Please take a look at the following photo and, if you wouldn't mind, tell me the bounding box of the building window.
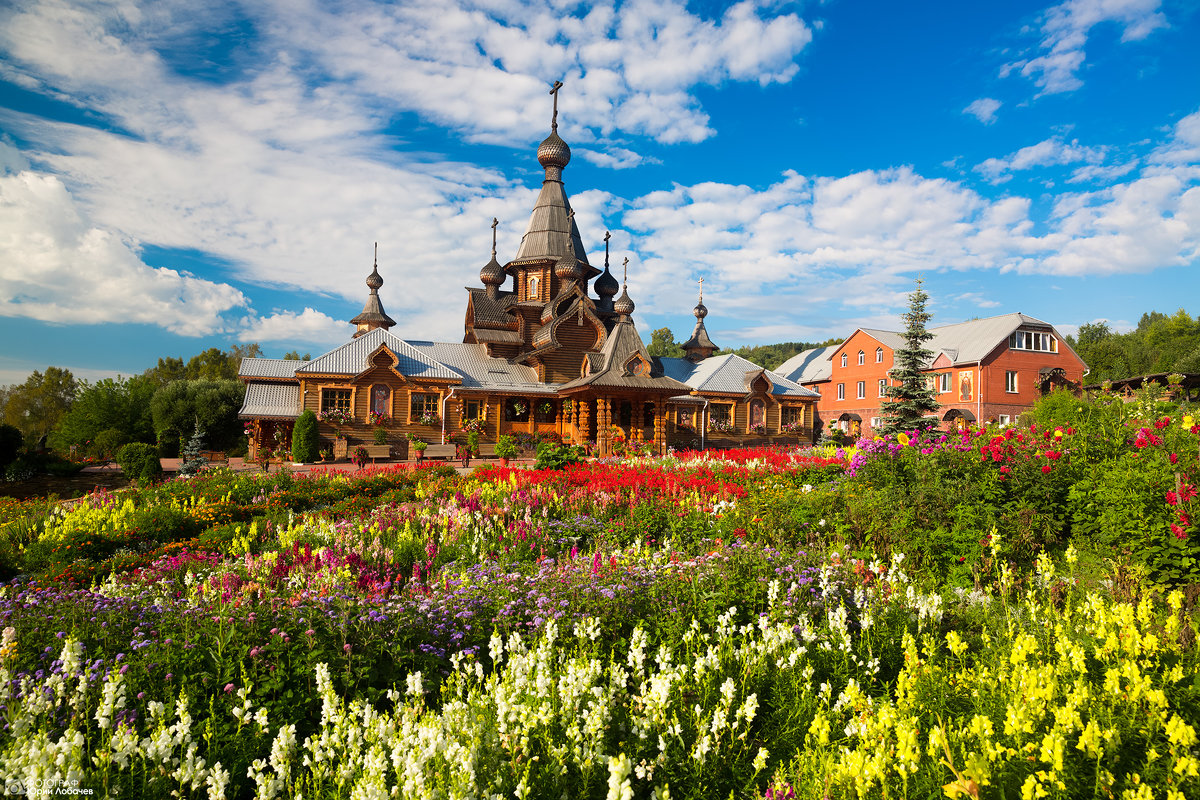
[876,347,883,363]
[939,373,951,393]
[370,384,391,417]
[528,274,540,300]
[998,415,1011,426]
[410,392,439,421]
[856,381,865,399]
[464,400,484,421]
[1009,330,1057,352]
[870,417,882,428]
[857,350,865,365]
[783,406,802,427]
[321,388,352,414]
[1006,371,1018,393]
[840,353,847,368]
[837,383,845,401]
[878,379,888,397]
[504,398,530,421]
[710,403,733,428]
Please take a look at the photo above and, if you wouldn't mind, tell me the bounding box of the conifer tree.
[178,422,208,477]
[878,279,940,435]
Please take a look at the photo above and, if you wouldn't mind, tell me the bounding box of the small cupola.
[681,277,717,362]
[613,257,635,320]
[594,230,619,312]
[480,217,505,299]
[350,243,397,338]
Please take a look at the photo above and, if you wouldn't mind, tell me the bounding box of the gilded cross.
[490,217,498,257]
[374,241,378,267]
[698,275,703,302]
[550,80,564,131]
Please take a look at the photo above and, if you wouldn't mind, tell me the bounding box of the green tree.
[291,410,319,462]
[647,328,684,358]
[51,375,157,451]
[150,379,246,454]
[282,350,312,361]
[1074,321,1112,348]
[0,367,78,445]
[878,279,939,435]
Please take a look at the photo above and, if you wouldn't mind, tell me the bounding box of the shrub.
[495,435,517,460]
[116,442,163,485]
[292,410,319,463]
[91,427,126,460]
[372,426,389,446]
[535,442,585,470]
[0,424,24,467]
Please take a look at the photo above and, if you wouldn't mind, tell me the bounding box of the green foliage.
[715,337,844,372]
[0,423,22,467]
[372,426,389,446]
[178,423,209,478]
[494,435,517,460]
[534,442,586,470]
[115,442,163,485]
[1071,307,1200,382]
[150,379,246,453]
[878,279,939,435]
[0,366,77,443]
[647,327,685,358]
[292,410,319,462]
[91,428,126,460]
[143,344,263,385]
[467,430,480,456]
[50,374,157,451]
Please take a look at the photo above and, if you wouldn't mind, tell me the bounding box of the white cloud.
[964,97,1001,124]
[237,308,347,344]
[975,137,1108,183]
[1004,0,1167,94]
[955,292,1002,309]
[0,170,247,335]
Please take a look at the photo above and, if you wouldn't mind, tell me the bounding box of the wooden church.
[238,85,818,459]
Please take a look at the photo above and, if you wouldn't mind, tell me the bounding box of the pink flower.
[223,683,234,694]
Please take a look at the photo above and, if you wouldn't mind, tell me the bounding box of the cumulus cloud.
[237,308,348,344]
[975,137,1108,183]
[1003,0,1167,94]
[0,170,247,335]
[964,97,1001,124]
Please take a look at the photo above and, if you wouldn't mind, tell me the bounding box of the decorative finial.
[622,257,629,286]
[698,276,703,303]
[550,80,564,132]
[604,231,611,268]
[490,218,498,257]
[374,242,378,268]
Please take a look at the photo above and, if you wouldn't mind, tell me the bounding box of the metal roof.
[238,382,299,419]
[512,176,592,268]
[774,345,839,384]
[466,288,517,328]
[406,341,558,394]
[559,319,690,392]
[239,358,308,380]
[297,328,460,380]
[663,354,818,398]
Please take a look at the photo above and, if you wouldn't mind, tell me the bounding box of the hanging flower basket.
[368,411,390,426]
[319,408,353,426]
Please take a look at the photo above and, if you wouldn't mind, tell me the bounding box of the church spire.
[350,242,397,338]
[613,256,635,320]
[681,276,717,362]
[480,217,505,300]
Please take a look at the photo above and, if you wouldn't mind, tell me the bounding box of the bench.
[418,444,457,461]
[476,443,496,458]
[200,450,228,464]
[364,445,391,463]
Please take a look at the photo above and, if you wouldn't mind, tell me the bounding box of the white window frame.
[856,380,865,399]
[840,353,847,368]
[837,383,845,401]
[878,378,887,397]
[1010,330,1058,352]
[857,350,865,365]
[939,373,951,393]
[1005,370,1018,393]
[875,347,883,363]
[998,415,1011,426]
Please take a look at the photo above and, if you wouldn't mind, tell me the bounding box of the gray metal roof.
[559,319,691,392]
[512,177,592,268]
[238,382,299,419]
[774,345,839,384]
[842,313,1071,368]
[662,354,818,398]
[857,329,907,352]
[406,341,558,394]
[239,358,308,380]
[297,328,460,380]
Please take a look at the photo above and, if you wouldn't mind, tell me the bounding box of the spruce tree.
[878,279,940,435]
[178,422,208,477]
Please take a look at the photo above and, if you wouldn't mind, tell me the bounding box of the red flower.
[1154,417,1171,430]
[1041,464,1052,474]
[1167,491,1179,506]
[1171,523,1188,540]
[1171,453,1179,464]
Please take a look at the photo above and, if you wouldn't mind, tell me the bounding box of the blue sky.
[1,0,1198,384]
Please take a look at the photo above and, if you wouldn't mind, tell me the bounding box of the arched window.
[857,350,865,365]
[840,353,847,368]
[875,347,883,363]
[370,384,390,417]
[749,399,766,428]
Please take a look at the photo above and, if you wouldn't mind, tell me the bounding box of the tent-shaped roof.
[663,353,818,397]
[774,345,839,384]
[559,319,690,392]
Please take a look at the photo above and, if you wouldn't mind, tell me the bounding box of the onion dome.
[613,285,635,318]
[693,298,708,320]
[480,255,504,287]
[554,248,583,282]
[537,131,571,170]
[351,244,397,337]
[595,263,619,300]
[366,263,383,291]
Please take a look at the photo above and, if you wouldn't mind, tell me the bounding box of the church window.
[840,353,847,368]
[321,389,351,414]
[710,404,733,426]
[878,379,887,397]
[464,400,483,421]
[749,399,766,428]
[876,347,883,363]
[410,393,439,420]
[370,384,391,417]
[528,274,540,300]
[783,406,802,427]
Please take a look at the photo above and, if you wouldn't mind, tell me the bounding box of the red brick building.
[775,313,1087,437]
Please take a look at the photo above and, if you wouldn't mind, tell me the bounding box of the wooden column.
[655,398,667,455]
[579,399,592,447]
[597,397,610,455]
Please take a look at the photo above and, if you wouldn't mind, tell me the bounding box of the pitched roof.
[511,174,594,271]
[297,328,460,380]
[239,358,308,380]
[406,341,556,394]
[663,353,818,397]
[773,345,839,384]
[559,319,690,392]
[466,287,518,328]
[238,382,299,419]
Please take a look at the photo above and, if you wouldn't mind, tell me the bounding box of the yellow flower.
[1183,415,1195,429]
[897,432,911,446]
